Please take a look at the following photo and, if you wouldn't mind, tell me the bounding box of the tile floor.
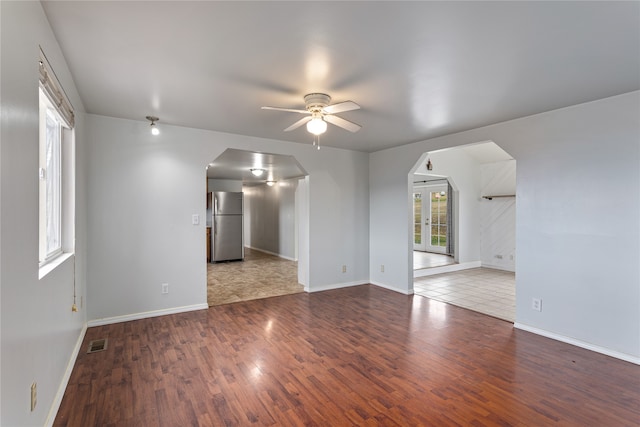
[207,247,303,306]
[414,267,515,322]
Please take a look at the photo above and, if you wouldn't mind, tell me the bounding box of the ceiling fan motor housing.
[304,93,331,112]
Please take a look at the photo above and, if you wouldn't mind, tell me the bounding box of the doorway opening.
[413,181,456,270]
[205,149,308,306]
[409,141,517,322]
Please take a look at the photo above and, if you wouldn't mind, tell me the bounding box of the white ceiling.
[42,1,640,153]
[207,149,307,185]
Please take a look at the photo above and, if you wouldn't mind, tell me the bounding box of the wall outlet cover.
[532,298,542,312]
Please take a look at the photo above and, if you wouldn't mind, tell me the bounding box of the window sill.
[39,252,74,280]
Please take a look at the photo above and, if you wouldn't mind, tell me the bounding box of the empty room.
[1,1,639,426]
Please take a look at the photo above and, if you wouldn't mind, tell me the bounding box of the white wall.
[370,92,640,361]
[480,160,516,271]
[0,2,88,425]
[416,149,483,264]
[244,180,298,260]
[86,115,370,321]
[208,178,242,192]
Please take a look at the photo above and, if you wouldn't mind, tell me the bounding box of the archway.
[204,149,308,306]
[408,141,517,321]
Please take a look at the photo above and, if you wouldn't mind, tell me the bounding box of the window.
[38,49,75,270]
[39,90,64,262]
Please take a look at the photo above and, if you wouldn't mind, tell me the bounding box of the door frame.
[413,183,449,254]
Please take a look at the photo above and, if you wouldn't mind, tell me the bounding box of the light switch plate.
[192,214,200,225]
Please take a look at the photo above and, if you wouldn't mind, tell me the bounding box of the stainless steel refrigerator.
[210,191,244,262]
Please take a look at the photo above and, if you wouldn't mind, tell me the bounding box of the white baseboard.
[45,323,88,427]
[305,280,369,293]
[514,322,640,365]
[245,246,296,261]
[369,281,413,295]
[414,261,481,278]
[480,262,515,272]
[87,303,209,327]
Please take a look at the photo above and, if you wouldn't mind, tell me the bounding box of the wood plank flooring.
[55,285,639,426]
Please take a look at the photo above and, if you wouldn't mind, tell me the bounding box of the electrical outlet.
[30,382,37,411]
[381,264,385,273]
[342,265,347,273]
[162,283,169,294]
[532,298,542,312]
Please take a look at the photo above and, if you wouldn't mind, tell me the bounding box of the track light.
[146,116,160,135]
[250,168,264,177]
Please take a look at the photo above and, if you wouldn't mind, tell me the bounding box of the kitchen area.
[205,148,308,306]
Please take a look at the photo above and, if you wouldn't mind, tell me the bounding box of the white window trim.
[38,48,76,278]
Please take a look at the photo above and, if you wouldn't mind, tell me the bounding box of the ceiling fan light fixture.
[250,168,264,177]
[306,116,327,135]
[146,115,160,135]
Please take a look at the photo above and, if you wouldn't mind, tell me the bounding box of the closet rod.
[414,179,448,184]
[482,195,515,200]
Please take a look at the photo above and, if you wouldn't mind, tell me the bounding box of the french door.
[413,185,448,253]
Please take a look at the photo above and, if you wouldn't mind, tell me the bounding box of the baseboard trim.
[87,303,209,327]
[305,280,369,293]
[514,322,640,365]
[480,262,515,272]
[413,261,481,278]
[45,322,88,427]
[245,246,296,261]
[370,281,413,295]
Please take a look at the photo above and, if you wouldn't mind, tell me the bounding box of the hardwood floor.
[55,286,639,426]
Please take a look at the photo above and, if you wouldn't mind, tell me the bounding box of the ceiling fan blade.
[284,116,312,132]
[262,106,310,114]
[324,114,361,133]
[322,101,360,114]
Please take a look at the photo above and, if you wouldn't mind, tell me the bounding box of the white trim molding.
[245,245,297,261]
[370,281,414,295]
[87,303,209,327]
[305,280,369,293]
[514,323,640,365]
[45,323,87,427]
[413,260,481,278]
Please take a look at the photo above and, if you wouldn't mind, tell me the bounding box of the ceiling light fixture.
[266,180,276,187]
[146,115,160,135]
[306,113,327,136]
[250,168,264,177]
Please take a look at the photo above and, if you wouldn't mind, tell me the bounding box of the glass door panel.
[426,186,447,253]
[413,192,425,251]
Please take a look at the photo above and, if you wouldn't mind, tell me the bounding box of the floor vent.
[87,338,108,354]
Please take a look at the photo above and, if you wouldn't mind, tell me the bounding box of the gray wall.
[370,92,640,362]
[1,2,88,425]
[244,179,298,260]
[85,114,370,321]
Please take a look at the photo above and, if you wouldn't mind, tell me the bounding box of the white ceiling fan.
[262,93,361,148]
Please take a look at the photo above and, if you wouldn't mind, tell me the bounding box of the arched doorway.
[409,141,517,322]
[205,149,308,306]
